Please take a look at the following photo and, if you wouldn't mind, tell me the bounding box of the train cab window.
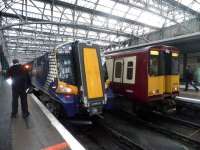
[115,62,122,78]
[127,61,133,80]
[150,51,159,76]
[56,45,75,84]
[164,51,171,75]
[171,53,179,74]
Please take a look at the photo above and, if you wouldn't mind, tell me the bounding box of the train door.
[123,56,136,84]
[148,50,165,97]
[105,58,114,82]
[113,59,123,83]
[164,51,179,94]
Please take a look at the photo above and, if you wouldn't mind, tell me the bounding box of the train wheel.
[176,104,183,114]
[132,103,147,115]
[46,102,61,118]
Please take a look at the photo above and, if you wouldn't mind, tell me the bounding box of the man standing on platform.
[7,59,31,118]
[184,65,199,92]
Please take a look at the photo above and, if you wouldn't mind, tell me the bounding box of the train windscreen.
[56,44,75,84]
[149,50,159,76]
[171,52,179,75]
[161,50,179,75]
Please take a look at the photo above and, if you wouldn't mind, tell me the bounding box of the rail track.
[61,117,144,150]
[34,92,142,150]
[144,111,200,147]
[110,109,200,149]
[152,111,200,130]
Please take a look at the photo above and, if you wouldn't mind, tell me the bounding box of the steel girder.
[1,12,132,37]
[4,27,118,45]
[110,0,196,23]
[35,0,159,30]
[162,0,200,17]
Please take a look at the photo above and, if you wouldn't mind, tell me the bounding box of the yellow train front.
[31,41,106,117]
[164,49,180,98]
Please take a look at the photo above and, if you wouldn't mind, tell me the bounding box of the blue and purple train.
[28,41,106,117]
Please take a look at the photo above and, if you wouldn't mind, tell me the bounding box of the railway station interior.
[1,0,200,150]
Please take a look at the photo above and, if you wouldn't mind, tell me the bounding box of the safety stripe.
[41,142,69,150]
[176,96,200,104]
[31,94,86,150]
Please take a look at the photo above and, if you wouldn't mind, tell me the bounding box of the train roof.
[55,41,74,49]
[55,40,98,49]
[104,45,179,56]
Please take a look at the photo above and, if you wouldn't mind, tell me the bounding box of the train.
[104,45,180,112]
[27,41,106,117]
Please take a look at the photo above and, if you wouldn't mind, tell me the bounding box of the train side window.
[56,45,75,84]
[115,62,122,78]
[127,61,133,80]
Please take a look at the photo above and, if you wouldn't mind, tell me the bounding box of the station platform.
[179,84,200,99]
[175,85,200,106]
[0,77,85,150]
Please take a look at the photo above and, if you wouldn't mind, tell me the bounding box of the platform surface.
[0,76,68,150]
[180,89,200,99]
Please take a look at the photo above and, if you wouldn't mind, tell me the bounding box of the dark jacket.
[185,68,193,81]
[7,64,31,92]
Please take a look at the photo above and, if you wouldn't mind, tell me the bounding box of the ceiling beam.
[162,0,200,17]
[4,29,114,44]
[6,41,56,46]
[1,12,132,38]
[35,0,159,30]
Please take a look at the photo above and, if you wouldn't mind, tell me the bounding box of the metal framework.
[1,0,200,62]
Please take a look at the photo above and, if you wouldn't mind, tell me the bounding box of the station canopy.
[1,0,200,63]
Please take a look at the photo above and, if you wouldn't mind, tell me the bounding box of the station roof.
[1,0,200,63]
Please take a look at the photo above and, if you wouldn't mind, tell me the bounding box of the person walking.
[7,59,31,118]
[184,65,199,92]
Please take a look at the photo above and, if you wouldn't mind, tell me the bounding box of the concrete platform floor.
[180,89,200,99]
[0,77,68,150]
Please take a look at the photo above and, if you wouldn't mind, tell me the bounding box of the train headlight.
[151,89,159,95]
[56,81,78,95]
[25,65,30,69]
[152,90,156,94]
[64,87,72,93]
[173,86,178,91]
[6,78,13,85]
[58,85,72,93]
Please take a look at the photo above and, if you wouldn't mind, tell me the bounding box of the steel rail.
[110,110,200,149]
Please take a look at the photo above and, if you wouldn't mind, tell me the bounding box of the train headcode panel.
[105,45,180,112]
[30,41,106,117]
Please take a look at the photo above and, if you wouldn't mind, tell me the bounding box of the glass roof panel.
[98,0,115,8]
[78,0,96,9]
[125,7,142,20]
[137,12,165,28]
[178,0,200,12]
[111,3,129,17]
[96,4,112,14]
[2,0,200,62]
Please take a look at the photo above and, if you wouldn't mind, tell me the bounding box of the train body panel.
[30,41,105,117]
[165,75,179,94]
[83,48,103,99]
[108,50,149,103]
[148,75,165,97]
[105,45,180,110]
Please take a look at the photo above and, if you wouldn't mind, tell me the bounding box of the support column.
[183,53,188,81]
[0,13,10,76]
